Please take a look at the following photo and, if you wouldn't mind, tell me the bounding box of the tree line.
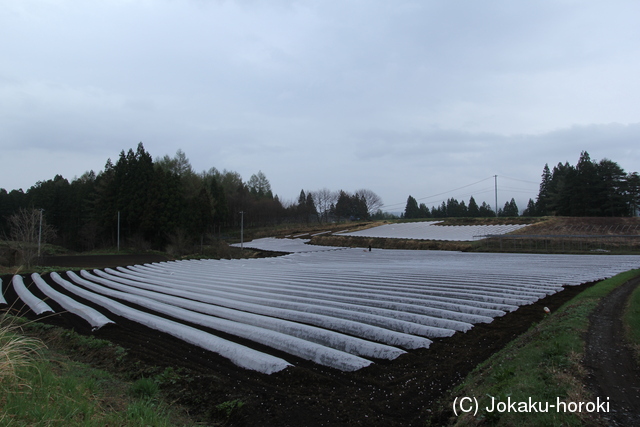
[403,151,639,219]
[3,147,636,255]
[526,151,639,217]
[403,195,519,219]
[0,143,382,252]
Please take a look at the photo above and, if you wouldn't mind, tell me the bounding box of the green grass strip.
[0,319,184,426]
[440,269,640,427]
[624,279,640,364]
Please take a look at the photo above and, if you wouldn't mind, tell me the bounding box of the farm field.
[335,221,529,241]
[2,241,640,425]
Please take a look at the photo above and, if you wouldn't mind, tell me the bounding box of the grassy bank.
[625,282,640,363]
[309,234,476,251]
[430,269,640,426]
[0,316,194,426]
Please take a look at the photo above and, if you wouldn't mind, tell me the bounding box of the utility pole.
[239,211,244,249]
[117,211,120,252]
[494,175,498,217]
[38,208,43,258]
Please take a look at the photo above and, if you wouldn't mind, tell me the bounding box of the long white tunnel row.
[2,245,639,374]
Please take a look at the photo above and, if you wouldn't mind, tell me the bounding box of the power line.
[500,175,539,186]
[413,186,494,203]
[410,188,497,210]
[382,174,540,211]
[414,176,495,202]
[382,176,494,209]
[500,185,538,193]
[415,187,496,206]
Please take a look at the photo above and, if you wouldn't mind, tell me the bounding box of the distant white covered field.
[335,221,528,241]
[7,240,639,374]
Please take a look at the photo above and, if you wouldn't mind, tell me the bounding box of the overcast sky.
[2,0,639,212]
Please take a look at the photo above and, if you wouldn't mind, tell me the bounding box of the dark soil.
[309,234,475,252]
[38,253,170,269]
[513,216,640,236]
[584,276,640,426]
[0,254,600,426]
[310,217,640,254]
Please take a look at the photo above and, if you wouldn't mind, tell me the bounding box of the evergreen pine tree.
[535,164,552,215]
[596,159,628,216]
[478,202,495,217]
[210,177,229,227]
[306,192,318,220]
[573,151,599,215]
[403,196,420,219]
[467,196,480,217]
[418,203,430,218]
[522,199,537,217]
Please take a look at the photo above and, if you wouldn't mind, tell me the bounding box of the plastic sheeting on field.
[31,273,114,331]
[51,272,292,374]
[12,274,53,315]
[8,246,640,373]
[0,278,6,305]
[336,221,529,241]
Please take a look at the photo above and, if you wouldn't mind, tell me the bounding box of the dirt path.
[585,276,640,426]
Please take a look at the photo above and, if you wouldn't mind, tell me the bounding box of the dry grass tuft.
[0,315,44,385]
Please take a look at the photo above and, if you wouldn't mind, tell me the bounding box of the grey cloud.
[2,0,640,208]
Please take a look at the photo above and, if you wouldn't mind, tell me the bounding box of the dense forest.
[530,151,639,217]
[403,151,640,219]
[0,143,382,252]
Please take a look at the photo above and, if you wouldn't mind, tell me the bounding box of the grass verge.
[429,269,640,426]
[309,234,476,251]
[624,280,640,364]
[0,315,194,426]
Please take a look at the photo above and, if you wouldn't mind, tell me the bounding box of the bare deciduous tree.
[355,189,383,216]
[311,188,338,223]
[6,208,56,267]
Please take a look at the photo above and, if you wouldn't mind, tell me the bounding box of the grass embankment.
[0,316,193,426]
[431,269,640,426]
[625,283,640,364]
[310,234,476,251]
